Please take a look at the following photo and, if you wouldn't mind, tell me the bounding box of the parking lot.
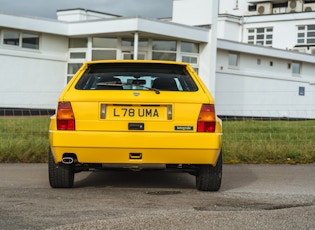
[0,163,314,229]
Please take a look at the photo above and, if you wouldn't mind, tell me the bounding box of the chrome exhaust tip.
[62,157,74,164]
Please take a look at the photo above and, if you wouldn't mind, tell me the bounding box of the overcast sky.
[0,0,173,19]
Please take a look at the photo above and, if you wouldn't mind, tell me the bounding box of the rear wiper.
[98,82,160,94]
[131,84,160,94]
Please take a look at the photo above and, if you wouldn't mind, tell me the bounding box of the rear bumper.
[49,130,222,165]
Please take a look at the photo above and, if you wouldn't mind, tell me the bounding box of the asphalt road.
[0,164,314,230]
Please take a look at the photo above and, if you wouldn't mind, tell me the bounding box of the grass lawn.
[0,117,314,163]
[0,117,50,163]
[223,120,315,164]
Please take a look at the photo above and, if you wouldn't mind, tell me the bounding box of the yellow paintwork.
[49,60,222,166]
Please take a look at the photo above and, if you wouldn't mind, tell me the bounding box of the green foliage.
[0,117,314,164]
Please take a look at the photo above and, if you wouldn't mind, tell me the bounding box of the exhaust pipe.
[62,157,74,164]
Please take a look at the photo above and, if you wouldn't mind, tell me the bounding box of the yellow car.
[49,60,223,191]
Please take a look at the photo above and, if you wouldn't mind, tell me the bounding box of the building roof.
[218,39,315,64]
[247,0,288,3]
[1,10,315,64]
[0,12,209,42]
[56,8,122,18]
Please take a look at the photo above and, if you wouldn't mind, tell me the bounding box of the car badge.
[133,92,140,96]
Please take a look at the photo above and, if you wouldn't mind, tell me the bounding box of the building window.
[122,53,146,60]
[152,52,176,61]
[92,50,117,60]
[67,63,82,82]
[69,38,87,48]
[247,27,273,46]
[180,42,199,65]
[122,38,148,47]
[153,40,176,51]
[3,31,19,46]
[70,52,86,59]
[92,37,117,48]
[92,37,118,60]
[228,53,239,67]
[2,30,39,49]
[297,25,315,45]
[248,5,256,11]
[67,63,82,75]
[181,42,199,53]
[182,56,198,64]
[292,62,301,75]
[22,33,39,49]
[68,38,88,82]
[152,40,177,61]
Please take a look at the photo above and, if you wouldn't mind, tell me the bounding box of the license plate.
[107,105,166,120]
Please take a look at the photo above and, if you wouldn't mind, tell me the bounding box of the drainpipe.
[134,32,139,60]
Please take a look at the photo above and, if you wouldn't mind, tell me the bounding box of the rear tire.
[48,149,74,188]
[195,151,222,191]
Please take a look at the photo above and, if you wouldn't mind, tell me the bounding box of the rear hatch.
[64,91,210,132]
[60,62,214,133]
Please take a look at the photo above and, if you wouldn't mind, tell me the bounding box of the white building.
[217,0,315,118]
[0,0,314,118]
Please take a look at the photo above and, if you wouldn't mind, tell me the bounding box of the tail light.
[197,104,216,132]
[57,102,75,130]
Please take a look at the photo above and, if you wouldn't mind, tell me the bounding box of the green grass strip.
[0,117,314,163]
[223,120,315,164]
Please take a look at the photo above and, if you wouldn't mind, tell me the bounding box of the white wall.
[216,73,314,118]
[41,34,69,55]
[172,0,219,95]
[218,1,315,52]
[0,34,68,109]
[215,49,315,118]
[219,0,249,16]
[0,2,314,118]
[0,56,66,109]
[172,0,216,26]
[217,16,242,41]
[242,14,315,50]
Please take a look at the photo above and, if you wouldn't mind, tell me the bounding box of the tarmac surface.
[0,163,314,229]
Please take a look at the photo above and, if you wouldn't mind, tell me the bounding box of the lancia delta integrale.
[49,60,223,191]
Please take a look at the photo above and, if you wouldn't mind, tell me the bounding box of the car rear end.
[49,60,223,191]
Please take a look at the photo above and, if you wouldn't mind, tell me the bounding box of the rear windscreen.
[75,63,198,92]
